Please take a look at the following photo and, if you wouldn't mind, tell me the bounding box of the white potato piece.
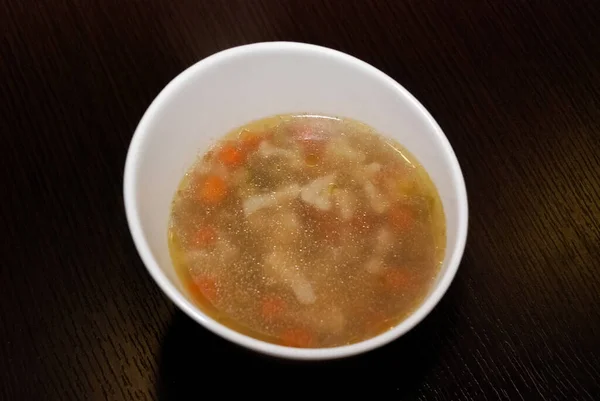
[264,251,316,305]
[290,280,317,305]
[300,174,336,211]
[242,183,301,216]
[326,136,366,163]
[352,162,382,183]
[274,209,301,245]
[186,236,238,273]
[365,162,382,177]
[195,159,229,178]
[365,256,385,274]
[263,251,292,280]
[215,237,239,265]
[333,188,356,221]
[364,180,389,214]
[257,141,303,169]
[364,227,394,274]
[374,227,393,254]
[246,208,300,246]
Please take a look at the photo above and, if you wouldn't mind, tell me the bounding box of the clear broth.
[168,114,446,348]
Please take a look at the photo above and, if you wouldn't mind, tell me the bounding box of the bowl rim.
[123,41,468,360]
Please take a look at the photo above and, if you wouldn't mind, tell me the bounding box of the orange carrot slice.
[280,327,314,348]
[217,142,244,167]
[261,296,286,320]
[189,275,218,303]
[199,175,227,204]
[389,204,415,232]
[194,225,217,247]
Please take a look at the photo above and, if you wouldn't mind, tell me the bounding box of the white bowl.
[124,42,468,360]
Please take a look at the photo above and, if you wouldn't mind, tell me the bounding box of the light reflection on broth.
[168,114,446,348]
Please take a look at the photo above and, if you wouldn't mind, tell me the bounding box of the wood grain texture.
[1,0,599,399]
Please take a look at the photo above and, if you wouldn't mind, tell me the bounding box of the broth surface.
[168,114,446,347]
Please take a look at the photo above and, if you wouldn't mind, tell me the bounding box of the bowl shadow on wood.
[156,278,461,397]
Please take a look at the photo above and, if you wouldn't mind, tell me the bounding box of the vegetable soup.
[168,114,446,348]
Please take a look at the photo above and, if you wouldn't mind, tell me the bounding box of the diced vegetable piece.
[264,251,316,305]
[300,174,336,211]
[365,162,382,177]
[263,251,293,280]
[189,275,218,303]
[280,327,314,348]
[261,296,286,320]
[326,136,366,163]
[194,226,217,247]
[248,208,301,245]
[365,257,385,274]
[365,228,394,274]
[333,189,356,221]
[363,181,389,214]
[257,141,303,169]
[238,130,265,152]
[291,280,316,305]
[199,175,227,204]
[215,237,239,265]
[194,160,228,178]
[376,163,419,200]
[186,236,238,272]
[242,193,273,216]
[374,227,393,254]
[352,162,382,182]
[186,280,203,303]
[273,209,301,245]
[389,204,415,231]
[216,142,244,167]
[241,183,301,215]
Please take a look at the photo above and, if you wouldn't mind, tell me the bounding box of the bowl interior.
[125,42,467,359]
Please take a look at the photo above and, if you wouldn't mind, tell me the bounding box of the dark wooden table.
[2,0,599,399]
